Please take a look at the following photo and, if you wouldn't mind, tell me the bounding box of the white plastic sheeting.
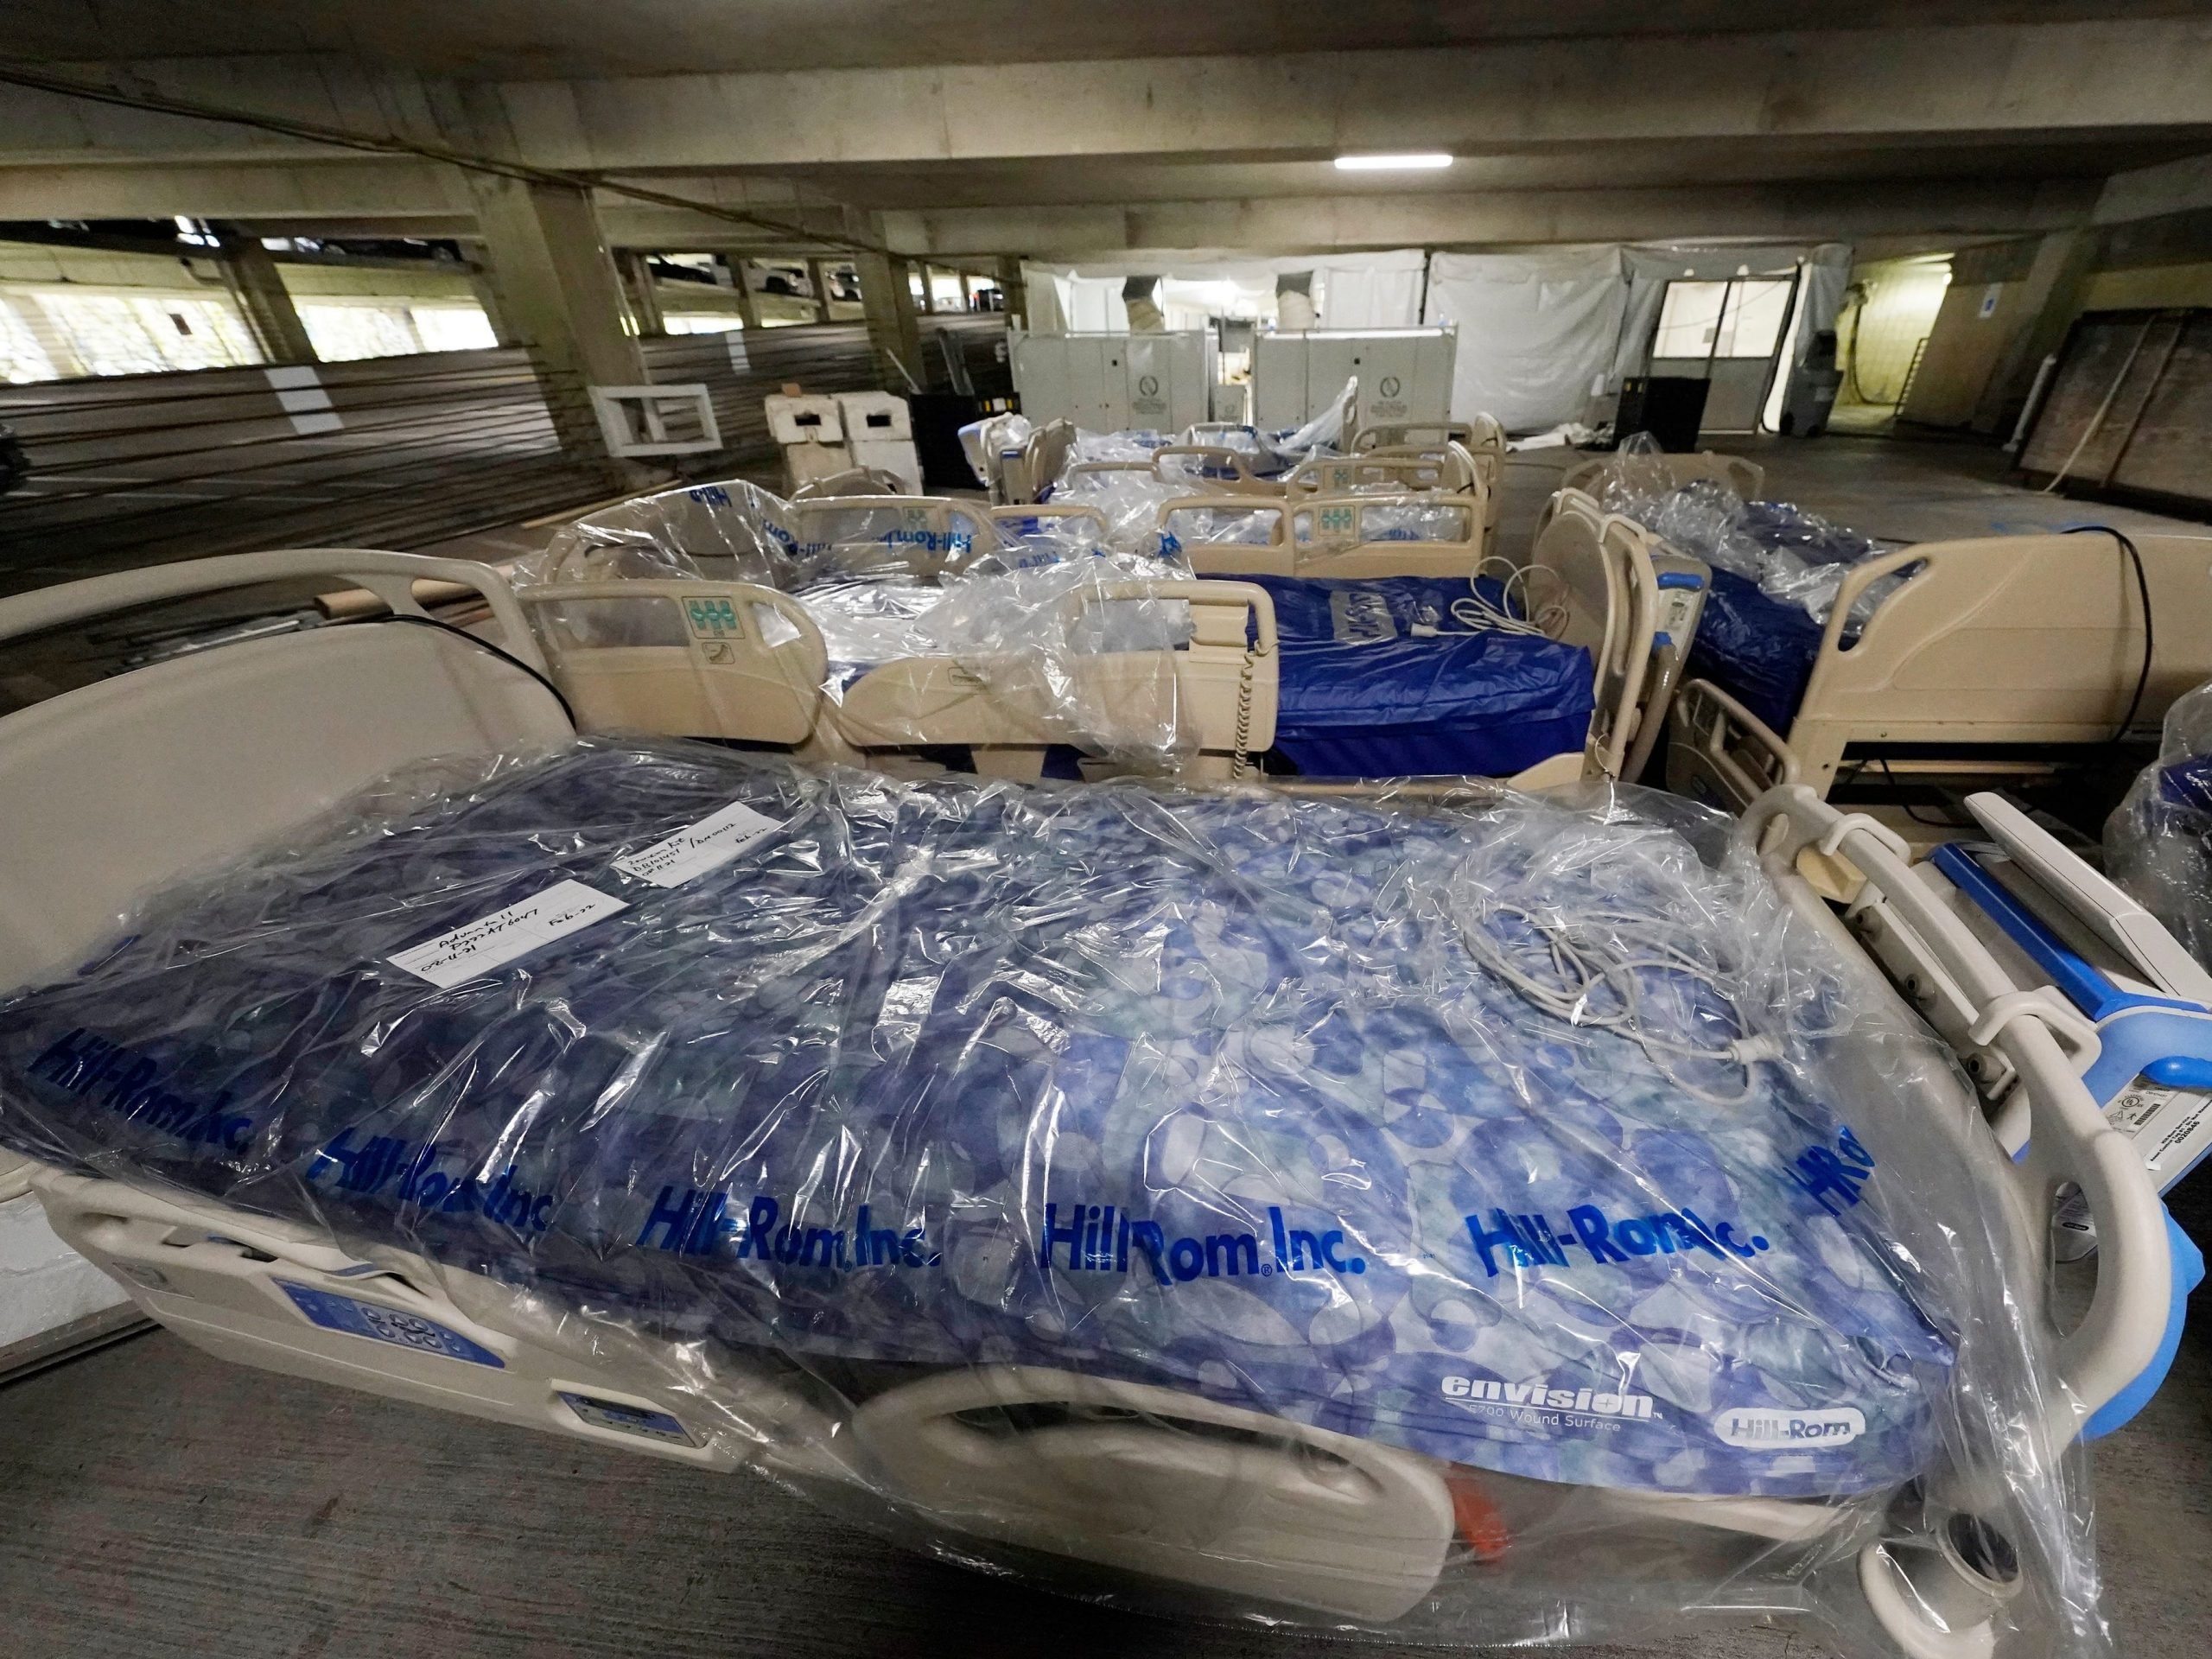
[0,1189,128,1358]
[1022,251,1427,333]
[1025,245,1853,436]
[1422,250,1625,433]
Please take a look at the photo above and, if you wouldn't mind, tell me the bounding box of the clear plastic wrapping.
[0,738,2113,1654]
[1592,435,1900,628]
[520,480,1203,773]
[2107,676,2212,965]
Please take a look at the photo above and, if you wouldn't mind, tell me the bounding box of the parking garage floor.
[3,430,2210,1659]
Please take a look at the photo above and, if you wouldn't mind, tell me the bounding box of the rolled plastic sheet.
[2108,677,2212,968]
[0,738,2114,1655]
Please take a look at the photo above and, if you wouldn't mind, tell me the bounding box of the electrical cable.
[1874,755,1977,830]
[1448,898,1770,1106]
[356,611,576,728]
[0,60,880,253]
[2065,525,2153,744]
[1426,556,1568,640]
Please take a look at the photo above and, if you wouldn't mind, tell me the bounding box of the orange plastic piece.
[1444,1465,1511,1563]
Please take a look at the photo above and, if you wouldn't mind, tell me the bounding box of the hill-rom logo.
[1379,374,1402,397]
[1137,373,1161,397]
[1711,1406,1865,1448]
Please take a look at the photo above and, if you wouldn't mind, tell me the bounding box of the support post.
[461,172,648,464]
[806,257,834,323]
[855,250,925,393]
[1972,228,2098,435]
[614,250,666,338]
[725,257,765,329]
[210,222,316,365]
[995,256,1027,327]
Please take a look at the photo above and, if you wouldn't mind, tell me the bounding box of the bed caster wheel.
[1858,1510,2020,1659]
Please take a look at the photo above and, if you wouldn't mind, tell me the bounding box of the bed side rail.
[0,548,548,671]
[1665,677,1799,815]
[1745,785,2168,1433]
[986,502,1112,543]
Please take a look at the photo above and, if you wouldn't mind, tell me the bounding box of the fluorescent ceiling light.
[1333,153,1453,172]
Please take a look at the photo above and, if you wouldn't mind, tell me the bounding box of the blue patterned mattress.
[1686,570,1827,735]
[1251,576,1596,779]
[0,741,1948,1497]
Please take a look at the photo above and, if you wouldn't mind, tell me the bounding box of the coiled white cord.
[1452,899,1774,1106]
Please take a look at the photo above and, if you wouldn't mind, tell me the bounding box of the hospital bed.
[522,493,1277,783]
[1354,416,1507,532]
[1163,489,1697,787]
[0,549,2176,1659]
[1667,527,2212,813]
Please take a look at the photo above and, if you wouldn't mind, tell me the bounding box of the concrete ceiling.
[10,2,2208,77]
[753,135,2212,213]
[1,10,2209,259]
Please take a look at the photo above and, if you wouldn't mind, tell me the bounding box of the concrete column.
[614,250,666,337]
[1973,227,2097,434]
[467,260,518,346]
[210,222,317,364]
[806,257,834,322]
[854,250,924,391]
[461,172,646,461]
[995,256,1027,327]
[723,257,765,328]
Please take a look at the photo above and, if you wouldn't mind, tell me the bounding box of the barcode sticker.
[612,800,783,888]
[389,880,626,988]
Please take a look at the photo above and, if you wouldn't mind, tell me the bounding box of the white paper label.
[612,800,782,888]
[389,880,626,988]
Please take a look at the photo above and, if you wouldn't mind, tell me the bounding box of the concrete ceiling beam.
[883,177,2105,257]
[1,19,2207,173]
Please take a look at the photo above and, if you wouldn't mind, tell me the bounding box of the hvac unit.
[1008,331,1216,431]
[1253,328,1458,432]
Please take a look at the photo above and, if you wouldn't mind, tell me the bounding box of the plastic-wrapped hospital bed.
[1163,489,1704,788]
[0,547,2177,1658]
[511,484,1278,783]
[1563,445,2212,814]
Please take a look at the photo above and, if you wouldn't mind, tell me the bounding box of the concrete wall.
[1903,251,2044,428]
[1841,255,1952,406]
[2078,262,2212,311]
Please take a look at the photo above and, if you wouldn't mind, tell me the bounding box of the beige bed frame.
[1664,528,2212,810]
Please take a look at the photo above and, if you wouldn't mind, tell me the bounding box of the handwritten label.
[612,800,783,888]
[389,880,626,988]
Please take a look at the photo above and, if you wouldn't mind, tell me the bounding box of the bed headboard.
[1786,529,2212,791]
[0,552,572,994]
[1164,493,1484,579]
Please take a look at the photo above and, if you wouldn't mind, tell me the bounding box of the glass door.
[1649,276,1798,433]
